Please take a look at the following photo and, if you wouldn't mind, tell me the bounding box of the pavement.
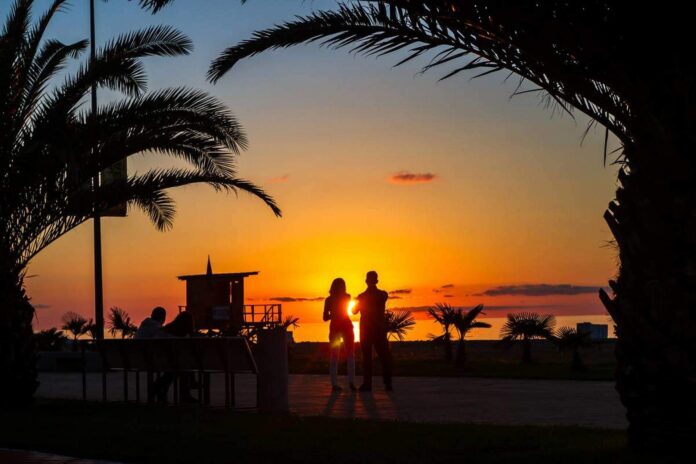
[37,372,627,429]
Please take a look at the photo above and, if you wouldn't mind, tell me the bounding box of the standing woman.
[323,278,356,391]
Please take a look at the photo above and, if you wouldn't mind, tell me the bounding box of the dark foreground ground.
[289,340,616,380]
[0,400,662,464]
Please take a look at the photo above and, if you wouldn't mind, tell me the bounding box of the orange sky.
[22,0,618,340]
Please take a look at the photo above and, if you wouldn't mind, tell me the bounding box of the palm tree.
[554,326,592,371]
[282,314,300,330]
[34,328,67,352]
[0,0,281,405]
[84,319,100,340]
[60,312,89,350]
[107,307,137,339]
[451,304,490,368]
[208,1,696,447]
[499,312,555,364]
[385,310,415,341]
[426,303,457,360]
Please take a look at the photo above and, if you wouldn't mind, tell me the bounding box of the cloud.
[389,289,412,295]
[433,284,455,293]
[270,296,324,303]
[33,304,51,309]
[476,284,599,297]
[268,174,289,184]
[388,171,437,185]
[389,296,403,300]
[443,294,454,298]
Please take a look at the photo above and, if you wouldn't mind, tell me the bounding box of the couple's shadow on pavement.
[323,389,386,420]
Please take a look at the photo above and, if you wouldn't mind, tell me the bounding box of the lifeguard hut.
[177,258,282,334]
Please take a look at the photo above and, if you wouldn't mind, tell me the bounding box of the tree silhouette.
[84,319,100,340]
[554,326,592,371]
[0,0,281,405]
[107,307,137,339]
[61,312,89,350]
[34,328,67,352]
[385,310,415,341]
[282,314,300,330]
[500,312,555,364]
[451,304,490,368]
[427,303,457,360]
[209,1,696,447]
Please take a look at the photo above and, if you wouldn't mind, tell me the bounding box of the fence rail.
[243,304,282,325]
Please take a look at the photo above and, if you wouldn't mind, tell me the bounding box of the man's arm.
[323,299,331,322]
[352,295,362,315]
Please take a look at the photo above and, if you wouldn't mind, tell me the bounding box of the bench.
[81,337,258,409]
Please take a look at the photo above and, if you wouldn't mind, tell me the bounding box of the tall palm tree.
[451,304,490,368]
[385,309,415,341]
[426,303,457,360]
[60,312,89,350]
[206,1,696,447]
[499,312,555,364]
[107,307,137,339]
[554,326,592,372]
[0,0,280,405]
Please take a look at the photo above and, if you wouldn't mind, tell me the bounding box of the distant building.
[577,322,609,340]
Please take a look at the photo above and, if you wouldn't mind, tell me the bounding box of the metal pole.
[90,0,105,340]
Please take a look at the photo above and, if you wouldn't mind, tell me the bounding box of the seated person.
[135,306,166,339]
[162,311,195,337]
[154,311,198,403]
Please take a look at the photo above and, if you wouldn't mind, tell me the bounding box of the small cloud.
[433,284,455,293]
[388,171,437,185]
[443,294,454,298]
[33,304,51,309]
[476,284,599,297]
[268,174,290,184]
[270,296,324,303]
[389,289,412,295]
[389,295,403,300]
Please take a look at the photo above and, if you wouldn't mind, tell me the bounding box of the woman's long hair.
[329,278,347,297]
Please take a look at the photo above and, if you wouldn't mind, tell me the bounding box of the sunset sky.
[18,0,619,340]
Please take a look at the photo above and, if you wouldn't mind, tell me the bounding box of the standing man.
[354,271,393,391]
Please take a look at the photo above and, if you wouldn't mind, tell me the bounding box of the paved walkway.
[0,448,119,463]
[37,373,627,429]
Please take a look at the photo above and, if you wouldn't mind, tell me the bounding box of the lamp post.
[89,0,105,339]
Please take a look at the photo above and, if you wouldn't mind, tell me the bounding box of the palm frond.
[385,309,415,341]
[282,315,300,330]
[1,3,281,273]
[60,311,88,338]
[211,1,633,144]
[499,312,556,341]
[107,307,137,338]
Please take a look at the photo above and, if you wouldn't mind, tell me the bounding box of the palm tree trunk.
[601,152,696,450]
[444,331,453,361]
[571,349,583,371]
[0,260,38,406]
[455,338,466,368]
[522,338,532,364]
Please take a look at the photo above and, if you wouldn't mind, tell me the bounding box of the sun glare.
[347,300,357,316]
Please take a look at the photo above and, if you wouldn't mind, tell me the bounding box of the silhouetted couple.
[135,306,198,403]
[323,271,392,392]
